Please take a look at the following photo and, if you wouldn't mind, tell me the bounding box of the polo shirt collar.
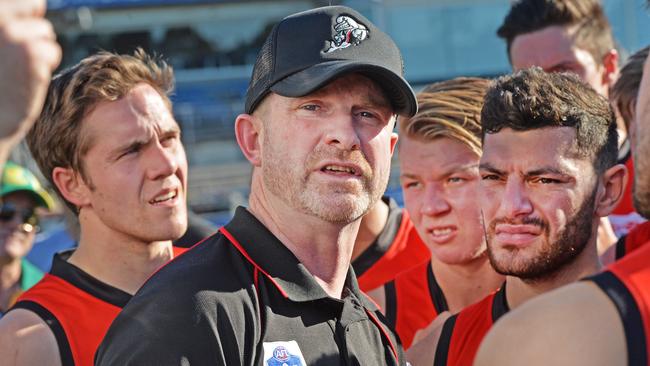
[224,207,373,307]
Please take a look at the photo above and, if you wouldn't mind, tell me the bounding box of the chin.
[143,223,187,242]
[436,245,488,265]
[302,194,370,224]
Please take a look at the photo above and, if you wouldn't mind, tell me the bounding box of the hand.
[0,0,61,142]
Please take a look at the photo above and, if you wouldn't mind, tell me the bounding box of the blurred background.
[14,0,650,268]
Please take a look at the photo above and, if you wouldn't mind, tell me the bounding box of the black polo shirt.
[95,207,405,366]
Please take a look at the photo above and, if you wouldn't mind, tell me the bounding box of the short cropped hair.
[26,49,174,212]
[481,67,618,173]
[399,77,491,156]
[610,46,650,129]
[498,0,615,64]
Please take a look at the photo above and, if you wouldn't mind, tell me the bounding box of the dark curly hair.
[481,67,618,173]
[498,0,615,65]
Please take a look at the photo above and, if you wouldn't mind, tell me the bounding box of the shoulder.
[96,234,261,365]
[0,308,61,366]
[475,282,625,366]
[405,311,451,365]
[123,234,259,323]
[145,232,252,294]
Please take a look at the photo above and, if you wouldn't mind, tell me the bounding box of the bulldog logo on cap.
[324,15,368,53]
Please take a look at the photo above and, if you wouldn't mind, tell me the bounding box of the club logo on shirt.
[324,15,369,53]
[263,340,306,366]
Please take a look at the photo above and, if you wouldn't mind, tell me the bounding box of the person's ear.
[595,163,627,217]
[234,113,263,167]
[601,49,619,89]
[52,167,92,209]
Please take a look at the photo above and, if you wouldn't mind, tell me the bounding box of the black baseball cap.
[245,5,417,117]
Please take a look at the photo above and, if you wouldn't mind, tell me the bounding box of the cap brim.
[270,60,417,117]
[1,188,54,210]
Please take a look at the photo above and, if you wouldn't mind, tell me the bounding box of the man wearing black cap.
[96,5,415,366]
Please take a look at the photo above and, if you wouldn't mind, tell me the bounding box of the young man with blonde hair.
[366,77,503,349]
[0,49,188,366]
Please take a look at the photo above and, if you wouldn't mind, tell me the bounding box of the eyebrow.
[547,60,578,71]
[401,163,479,180]
[479,163,572,178]
[111,124,180,160]
[478,162,505,175]
[306,87,391,111]
[364,94,391,110]
[525,167,571,178]
[158,124,181,138]
[110,139,147,161]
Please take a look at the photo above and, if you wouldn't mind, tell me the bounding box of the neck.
[352,198,389,261]
[431,254,504,313]
[0,257,21,291]
[505,242,601,310]
[0,257,22,311]
[248,179,358,299]
[69,216,175,295]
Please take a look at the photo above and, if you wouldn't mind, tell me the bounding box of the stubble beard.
[486,188,597,282]
[262,140,387,224]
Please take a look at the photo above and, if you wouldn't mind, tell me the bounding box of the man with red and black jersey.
[366,77,503,349]
[353,196,430,293]
[408,68,625,365]
[0,50,190,366]
[474,39,650,366]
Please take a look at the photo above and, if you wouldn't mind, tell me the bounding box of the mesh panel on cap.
[246,26,276,110]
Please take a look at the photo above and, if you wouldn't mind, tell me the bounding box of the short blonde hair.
[27,49,174,212]
[399,77,490,156]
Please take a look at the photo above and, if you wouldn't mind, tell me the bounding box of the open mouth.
[427,226,457,244]
[149,189,178,204]
[432,227,453,236]
[321,164,359,175]
[320,164,361,177]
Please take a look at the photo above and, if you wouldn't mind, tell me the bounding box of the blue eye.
[300,104,320,111]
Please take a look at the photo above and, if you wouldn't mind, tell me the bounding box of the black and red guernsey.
[590,240,650,366]
[11,246,187,366]
[383,259,448,349]
[96,207,406,366]
[353,196,430,293]
[433,285,508,366]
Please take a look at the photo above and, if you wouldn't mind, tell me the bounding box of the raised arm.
[0,0,61,168]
